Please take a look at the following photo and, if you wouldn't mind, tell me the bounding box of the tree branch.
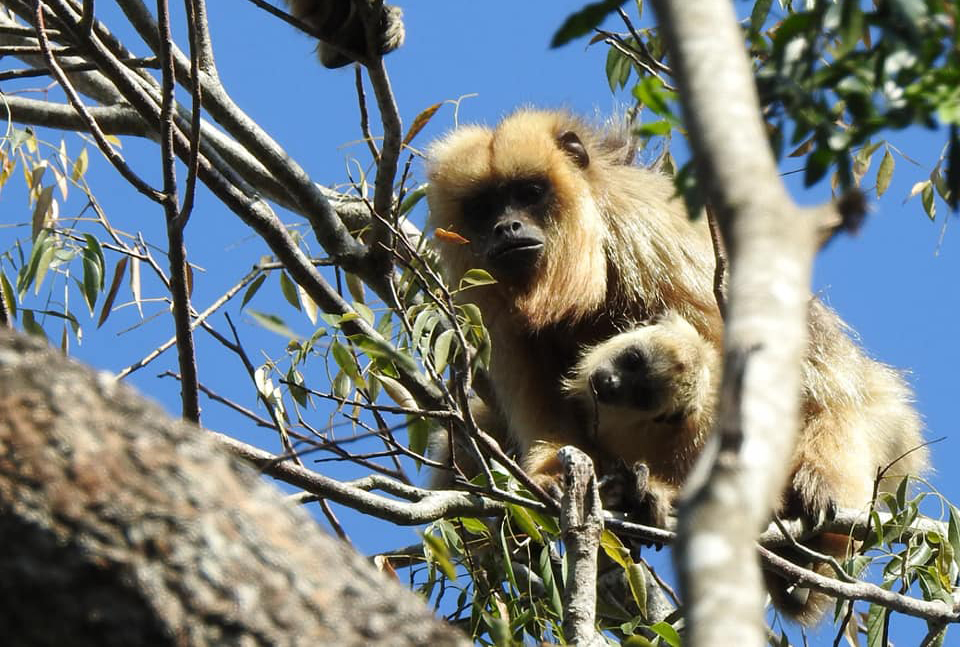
[558,446,605,646]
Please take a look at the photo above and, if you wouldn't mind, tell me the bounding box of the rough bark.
[558,447,605,647]
[0,330,468,646]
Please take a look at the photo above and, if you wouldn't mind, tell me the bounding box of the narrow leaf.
[240,273,266,309]
[97,256,128,328]
[130,256,142,316]
[403,103,442,146]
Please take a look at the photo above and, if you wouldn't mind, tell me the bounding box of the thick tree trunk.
[0,330,468,646]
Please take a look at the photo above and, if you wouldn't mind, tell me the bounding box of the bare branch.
[558,446,605,647]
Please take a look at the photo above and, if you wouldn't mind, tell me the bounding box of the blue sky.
[1,1,958,643]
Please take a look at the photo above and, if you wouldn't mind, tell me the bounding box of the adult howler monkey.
[425,109,927,623]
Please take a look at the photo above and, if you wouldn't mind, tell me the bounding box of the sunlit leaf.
[649,620,681,647]
[459,268,496,290]
[433,328,456,373]
[876,149,894,197]
[71,148,88,181]
[279,272,301,310]
[403,103,442,146]
[422,531,458,581]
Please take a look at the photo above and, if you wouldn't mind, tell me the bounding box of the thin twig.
[33,2,162,201]
[157,0,200,422]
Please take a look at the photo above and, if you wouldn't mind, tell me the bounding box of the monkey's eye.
[511,180,549,208]
[463,191,498,220]
[617,348,647,372]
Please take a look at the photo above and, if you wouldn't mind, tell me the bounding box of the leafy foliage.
[596,0,960,220]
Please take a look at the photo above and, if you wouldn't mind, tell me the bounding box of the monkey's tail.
[764,533,851,626]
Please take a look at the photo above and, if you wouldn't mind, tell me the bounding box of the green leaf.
[240,273,266,309]
[97,256,128,328]
[749,0,773,36]
[498,523,520,594]
[398,185,427,217]
[551,0,629,48]
[631,76,675,118]
[0,269,16,321]
[349,333,419,374]
[377,373,417,409]
[922,182,936,220]
[411,308,438,351]
[82,234,105,289]
[345,271,365,304]
[279,272,301,310]
[286,366,309,407]
[332,370,351,399]
[32,239,57,296]
[433,328,456,373]
[947,505,960,569]
[247,310,298,339]
[636,120,673,137]
[81,253,101,313]
[31,185,54,239]
[17,228,50,297]
[537,545,563,618]
[21,309,45,339]
[626,563,648,616]
[407,415,430,458]
[458,268,497,289]
[506,503,543,543]
[422,531,458,581]
[456,517,490,537]
[876,149,894,197]
[606,47,631,93]
[649,620,681,647]
[331,340,364,386]
[354,302,376,326]
[524,507,560,536]
[600,529,632,569]
[865,602,889,647]
[805,145,833,187]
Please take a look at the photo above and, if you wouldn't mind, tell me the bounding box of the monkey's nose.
[590,368,621,401]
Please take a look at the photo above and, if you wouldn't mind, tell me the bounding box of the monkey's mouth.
[488,239,544,264]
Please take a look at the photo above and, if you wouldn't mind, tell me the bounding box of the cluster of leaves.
[837,478,960,647]
[0,126,147,350]
[750,0,960,216]
[412,466,683,646]
[555,0,960,221]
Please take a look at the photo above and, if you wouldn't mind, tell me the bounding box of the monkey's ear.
[557,131,590,169]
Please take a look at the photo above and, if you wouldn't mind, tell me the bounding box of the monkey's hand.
[567,313,716,423]
[598,461,674,533]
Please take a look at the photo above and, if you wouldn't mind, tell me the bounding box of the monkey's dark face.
[454,130,590,282]
[460,177,552,279]
[588,346,675,414]
[427,111,610,326]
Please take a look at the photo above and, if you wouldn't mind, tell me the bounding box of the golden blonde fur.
[426,109,927,624]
